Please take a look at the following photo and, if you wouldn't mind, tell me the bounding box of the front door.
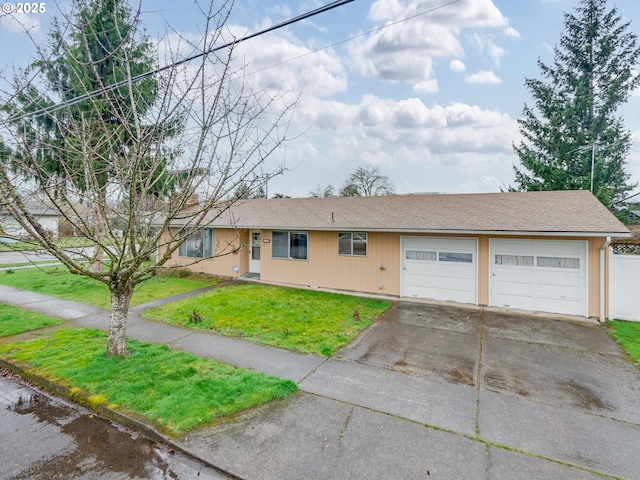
[249,231,261,273]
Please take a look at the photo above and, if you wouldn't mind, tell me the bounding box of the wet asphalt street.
[0,372,230,480]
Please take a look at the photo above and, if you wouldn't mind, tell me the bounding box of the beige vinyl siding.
[159,228,249,277]
[159,227,608,318]
[260,231,401,295]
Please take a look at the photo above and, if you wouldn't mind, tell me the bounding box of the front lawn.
[0,267,219,309]
[0,328,297,434]
[0,303,62,337]
[607,320,640,365]
[144,283,391,356]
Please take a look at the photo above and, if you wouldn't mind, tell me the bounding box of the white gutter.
[600,236,611,322]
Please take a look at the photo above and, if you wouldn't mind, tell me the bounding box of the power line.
[243,0,461,80]
[10,0,355,122]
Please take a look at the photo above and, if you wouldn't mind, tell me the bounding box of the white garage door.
[490,239,587,316]
[402,237,477,304]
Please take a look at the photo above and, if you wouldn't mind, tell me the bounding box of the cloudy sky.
[1,0,640,198]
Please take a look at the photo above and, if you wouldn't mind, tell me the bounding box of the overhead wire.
[9,0,356,121]
[243,0,461,79]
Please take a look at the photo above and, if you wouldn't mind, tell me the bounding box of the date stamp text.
[2,3,46,14]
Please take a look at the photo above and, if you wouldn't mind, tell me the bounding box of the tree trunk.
[106,283,134,357]
[92,201,106,272]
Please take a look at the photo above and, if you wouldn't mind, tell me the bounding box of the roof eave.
[162,223,630,238]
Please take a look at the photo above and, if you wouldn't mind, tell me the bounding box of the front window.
[272,231,308,260]
[178,229,213,258]
[338,232,368,256]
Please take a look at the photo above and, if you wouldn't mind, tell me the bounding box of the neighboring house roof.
[612,225,640,244]
[167,190,630,237]
[0,201,60,217]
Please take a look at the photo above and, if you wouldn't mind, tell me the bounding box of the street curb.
[0,357,245,480]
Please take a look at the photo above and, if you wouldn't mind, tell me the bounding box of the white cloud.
[155,26,347,102]
[148,1,524,197]
[465,70,502,84]
[504,26,521,39]
[450,59,466,73]
[468,33,506,68]
[368,0,508,28]
[0,12,40,33]
[626,128,640,189]
[295,95,517,162]
[414,79,439,94]
[348,0,510,89]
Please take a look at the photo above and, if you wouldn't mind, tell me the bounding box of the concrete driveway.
[181,302,640,479]
[306,303,640,477]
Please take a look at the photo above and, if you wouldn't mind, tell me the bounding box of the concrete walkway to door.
[1,284,639,479]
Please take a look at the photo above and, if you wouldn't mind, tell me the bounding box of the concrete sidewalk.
[0,284,636,479]
[0,284,326,383]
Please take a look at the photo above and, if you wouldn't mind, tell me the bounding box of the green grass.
[607,320,640,364]
[0,328,297,434]
[0,267,219,309]
[0,303,62,337]
[0,261,61,269]
[144,283,391,356]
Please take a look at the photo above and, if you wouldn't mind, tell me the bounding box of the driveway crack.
[475,309,486,438]
[339,406,354,442]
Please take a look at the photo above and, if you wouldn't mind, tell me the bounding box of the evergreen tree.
[513,0,639,210]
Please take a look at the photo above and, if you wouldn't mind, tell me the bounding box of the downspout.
[599,236,611,323]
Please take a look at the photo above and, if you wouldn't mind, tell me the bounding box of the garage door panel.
[404,273,438,288]
[404,285,438,299]
[490,239,587,316]
[404,237,438,249]
[438,288,476,304]
[438,263,474,277]
[536,283,582,299]
[492,279,535,297]
[492,267,535,283]
[493,240,535,254]
[437,275,475,292]
[535,241,584,255]
[535,297,584,316]
[404,261,438,276]
[536,269,583,287]
[402,237,477,304]
[437,238,476,251]
[492,293,535,310]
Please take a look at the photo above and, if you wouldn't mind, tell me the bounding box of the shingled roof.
[171,190,630,237]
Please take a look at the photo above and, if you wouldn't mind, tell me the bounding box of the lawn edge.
[0,357,243,479]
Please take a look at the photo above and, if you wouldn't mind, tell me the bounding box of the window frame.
[536,256,580,269]
[439,251,473,263]
[272,231,308,260]
[338,232,368,257]
[178,228,213,258]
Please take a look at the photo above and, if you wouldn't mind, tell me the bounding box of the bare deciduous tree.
[0,0,294,357]
[340,166,394,196]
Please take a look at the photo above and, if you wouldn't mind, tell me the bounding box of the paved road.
[0,372,232,480]
[0,247,95,267]
[0,250,57,265]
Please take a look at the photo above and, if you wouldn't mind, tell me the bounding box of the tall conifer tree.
[513,0,639,210]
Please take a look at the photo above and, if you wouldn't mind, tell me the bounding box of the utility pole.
[590,142,596,193]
